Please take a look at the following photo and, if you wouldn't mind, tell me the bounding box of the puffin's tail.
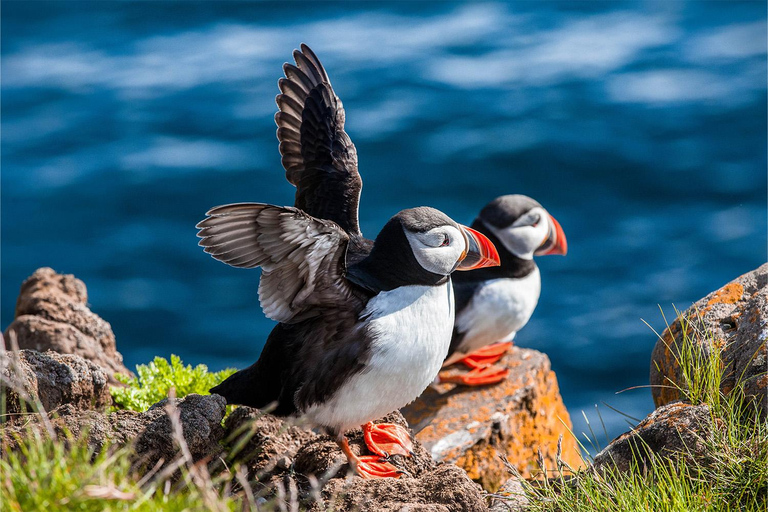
[210,363,267,408]
[209,325,294,414]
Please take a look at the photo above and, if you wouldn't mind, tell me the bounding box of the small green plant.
[110,355,235,412]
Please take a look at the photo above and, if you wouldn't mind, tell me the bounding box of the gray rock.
[0,349,111,414]
[489,476,531,512]
[4,267,132,382]
[593,402,713,474]
[650,263,767,416]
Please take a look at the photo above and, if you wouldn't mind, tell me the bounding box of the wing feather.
[197,203,361,323]
[275,44,362,236]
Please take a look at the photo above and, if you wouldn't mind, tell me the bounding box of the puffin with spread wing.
[197,45,499,479]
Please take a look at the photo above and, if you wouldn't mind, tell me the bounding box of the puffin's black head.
[474,195,567,260]
[348,207,499,292]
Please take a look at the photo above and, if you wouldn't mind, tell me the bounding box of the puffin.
[197,44,500,479]
[438,195,567,386]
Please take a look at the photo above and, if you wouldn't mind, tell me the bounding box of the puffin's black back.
[210,303,373,416]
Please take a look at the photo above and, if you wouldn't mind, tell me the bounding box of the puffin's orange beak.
[456,226,501,270]
[535,214,567,256]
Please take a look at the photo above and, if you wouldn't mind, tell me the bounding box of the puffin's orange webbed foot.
[363,422,413,457]
[354,455,403,479]
[439,364,511,386]
[338,436,402,479]
[457,341,513,369]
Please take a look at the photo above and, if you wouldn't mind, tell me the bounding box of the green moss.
[110,355,236,412]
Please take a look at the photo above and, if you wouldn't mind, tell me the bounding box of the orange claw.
[439,364,511,386]
[338,436,402,479]
[457,342,513,369]
[363,422,413,457]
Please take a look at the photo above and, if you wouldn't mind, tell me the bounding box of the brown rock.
[592,402,713,474]
[1,393,227,472]
[133,393,227,470]
[314,464,486,512]
[1,404,146,454]
[650,264,768,416]
[0,349,111,415]
[221,408,485,511]
[3,268,131,382]
[224,406,318,479]
[402,347,582,491]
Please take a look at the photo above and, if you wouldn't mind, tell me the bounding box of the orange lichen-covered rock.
[650,264,767,416]
[401,347,582,491]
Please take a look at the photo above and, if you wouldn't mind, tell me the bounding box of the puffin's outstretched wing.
[196,203,362,323]
[276,44,362,236]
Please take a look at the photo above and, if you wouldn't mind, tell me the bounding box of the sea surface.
[2,1,766,448]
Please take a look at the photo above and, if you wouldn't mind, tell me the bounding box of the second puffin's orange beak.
[456,225,501,270]
[535,214,567,256]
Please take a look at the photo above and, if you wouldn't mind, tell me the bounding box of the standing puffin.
[439,195,567,386]
[197,44,500,479]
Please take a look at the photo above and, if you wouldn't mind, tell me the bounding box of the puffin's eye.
[440,236,450,247]
[531,215,541,228]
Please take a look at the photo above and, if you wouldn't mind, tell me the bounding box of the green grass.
[110,355,236,412]
[0,425,246,512]
[506,308,768,512]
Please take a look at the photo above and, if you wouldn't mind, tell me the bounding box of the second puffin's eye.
[440,236,450,247]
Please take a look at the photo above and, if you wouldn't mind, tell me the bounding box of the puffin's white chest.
[454,267,541,355]
[304,281,454,431]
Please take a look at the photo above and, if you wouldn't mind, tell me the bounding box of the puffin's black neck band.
[346,220,448,293]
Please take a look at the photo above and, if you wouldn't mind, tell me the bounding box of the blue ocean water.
[2,1,766,445]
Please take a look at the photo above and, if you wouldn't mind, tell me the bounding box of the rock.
[224,406,319,479]
[0,349,111,415]
[488,476,530,512]
[315,464,486,512]
[1,404,147,454]
[1,393,227,472]
[592,402,713,474]
[650,264,768,416]
[133,393,227,470]
[3,268,131,382]
[223,408,485,511]
[402,347,582,491]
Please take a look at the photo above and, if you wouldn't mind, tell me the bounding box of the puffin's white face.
[488,206,550,260]
[404,225,466,275]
